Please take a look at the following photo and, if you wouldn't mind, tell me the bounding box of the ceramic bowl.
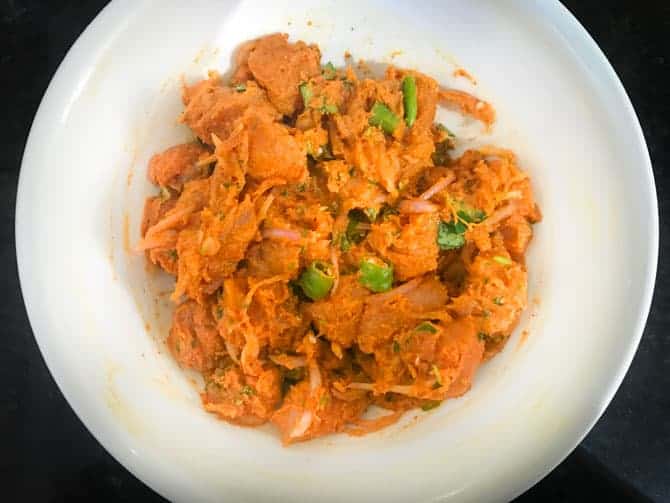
[16,1,657,501]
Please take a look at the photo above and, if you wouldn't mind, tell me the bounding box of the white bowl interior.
[16,1,657,502]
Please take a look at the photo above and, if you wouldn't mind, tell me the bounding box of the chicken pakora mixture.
[139,34,541,444]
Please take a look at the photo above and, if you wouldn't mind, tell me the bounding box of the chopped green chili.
[369,102,400,134]
[298,261,335,300]
[359,257,394,292]
[421,400,442,411]
[402,75,417,127]
[299,82,313,108]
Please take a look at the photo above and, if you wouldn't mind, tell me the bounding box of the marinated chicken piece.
[246,33,321,115]
[181,77,278,145]
[247,115,307,182]
[148,142,211,191]
[167,300,222,371]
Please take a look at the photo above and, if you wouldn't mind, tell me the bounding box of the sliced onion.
[224,339,240,364]
[504,190,522,200]
[486,201,518,226]
[365,276,423,305]
[289,410,313,438]
[257,194,275,223]
[309,362,322,391]
[262,228,301,241]
[136,230,178,252]
[388,385,419,397]
[139,206,196,250]
[330,247,340,295]
[348,382,374,391]
[269,354,307,369]
[419,174,455,200]
[398,199,439,214]
[348,382,419,397]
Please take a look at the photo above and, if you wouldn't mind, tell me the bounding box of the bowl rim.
[15,0,658,501]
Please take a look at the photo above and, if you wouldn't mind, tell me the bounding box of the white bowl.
[16,1,657,501]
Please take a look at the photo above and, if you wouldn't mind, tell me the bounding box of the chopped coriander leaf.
[493,255,513,266]
[379,204,399,221]
[342,209,371,249]
[298,261,335,300]
[477,332,489,342]
[493,297,504,305]
[432,140,452,166]
[437,220,467,250]
[337,233,352,252]
[240,385,255,396]
[369,102,400,134]
[359,257,394,292]
[436,123,455,138]
[402,75,417,127]
[415,321,438,334]
[322,61,337,80]
[233,83,246,92]
[421,400,442,411]
[456,204,487,224]
[392,340,400,353]
[167,249,178,260]
[299,82,313,108]
[215,306,224,319]
[297,183,307,192]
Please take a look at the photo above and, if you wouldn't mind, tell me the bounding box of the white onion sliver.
[269,354,307,369]
[224,339,240,364]
[309,362,322,391]
[289,411,313,438]
[388,385,417,396]
[348,382,374,391]
[330,247,340,295]
[262,228,301,241]
[419,174,455,200]
[486,202,518,226]
[398,199,439,214]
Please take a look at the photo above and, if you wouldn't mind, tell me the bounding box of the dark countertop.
[1,1,668,501]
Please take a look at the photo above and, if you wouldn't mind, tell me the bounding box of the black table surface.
[2,1,668,501]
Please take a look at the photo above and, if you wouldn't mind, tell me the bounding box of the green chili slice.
[359,257,394,292]
[298,261,334,300]
[402,75,417,127]
[369,102,400,134]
